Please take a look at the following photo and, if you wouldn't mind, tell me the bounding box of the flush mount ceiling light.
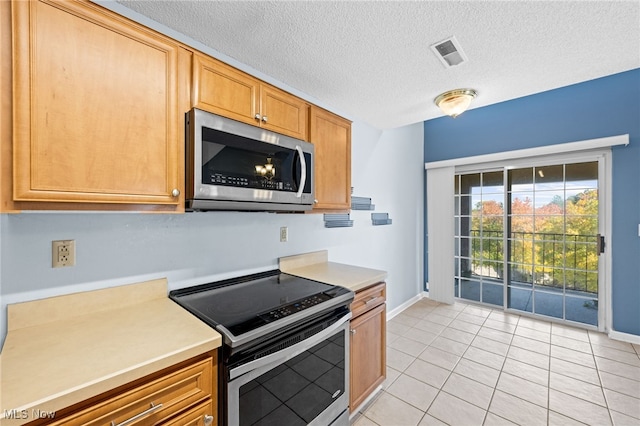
[434,88,477,118]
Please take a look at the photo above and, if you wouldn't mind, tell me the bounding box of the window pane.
[459,257,472,277]
[483,261,503,280]
[535,215,564,235]
[566,214,598,236]
[509,264,533,284]
[460,279,481,302]
[534,266,564,289]
[533,240,564,268]
[566,295,598,326]
[534,190,565,211]
[511,193,534,214]
[566,162,597,188]
[510,215,533,233]
[509,240,533,265]
[508,286,532,312]
[482,283,503,306]
[460,174,480,195]
[482,171,504,193]
[510,168,534,192]
[534,291,563,319]
[459,237,471,257]
[534,165,563,190]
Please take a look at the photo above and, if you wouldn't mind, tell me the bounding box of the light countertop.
[0,279,221,425]
[280,251,387,292]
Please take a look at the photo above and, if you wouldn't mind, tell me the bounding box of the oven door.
[227,313,350,426]
[186,108,314,211]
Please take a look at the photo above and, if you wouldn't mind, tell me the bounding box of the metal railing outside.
[461,229,598,294]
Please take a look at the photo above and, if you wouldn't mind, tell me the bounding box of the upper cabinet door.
[10,0,182,208]
[192,54,259,126]
[192,53,309,141]
[309,107,351,211]
[260,84,309,141]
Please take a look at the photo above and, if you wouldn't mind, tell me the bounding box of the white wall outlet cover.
[280,227,288,242]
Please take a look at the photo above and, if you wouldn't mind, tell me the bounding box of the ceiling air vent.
[431,36,468,68]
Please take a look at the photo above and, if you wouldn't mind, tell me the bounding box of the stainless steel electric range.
[169,270,354,426]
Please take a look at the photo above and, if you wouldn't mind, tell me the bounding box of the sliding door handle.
[597,234,605,255]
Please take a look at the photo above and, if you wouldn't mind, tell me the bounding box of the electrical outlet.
[52,240,75,268]
[280,227,288,242]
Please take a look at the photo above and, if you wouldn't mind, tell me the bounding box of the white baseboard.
[386,292,429,321]
[608,329,640,345]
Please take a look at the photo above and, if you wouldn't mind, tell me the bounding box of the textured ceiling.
[116,1,640,129]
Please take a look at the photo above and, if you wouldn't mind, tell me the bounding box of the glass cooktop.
[169,270,353,344]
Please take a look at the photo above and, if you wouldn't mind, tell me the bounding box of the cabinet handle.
[365,296,378,305]
[204,414,214,426]
[110,402,162,426]
[350,329,356,335]
[254,113,262,120]
[171,188,180,197]
[262,115,268,123]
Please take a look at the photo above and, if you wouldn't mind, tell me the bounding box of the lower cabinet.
[350,282,386,412]
[27,352,218,426]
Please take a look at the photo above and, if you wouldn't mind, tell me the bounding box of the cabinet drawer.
[49,357,213,426]
[351,282,386,318]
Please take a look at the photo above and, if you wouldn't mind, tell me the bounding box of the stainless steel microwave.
[185,108,314,211]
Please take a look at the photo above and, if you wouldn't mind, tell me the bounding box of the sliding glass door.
[454,160,601,326]
[455,171,505,307]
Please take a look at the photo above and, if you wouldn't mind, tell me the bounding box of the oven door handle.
[229,311,351,380]
[295,145,306,199]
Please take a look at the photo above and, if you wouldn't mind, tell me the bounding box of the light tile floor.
[350,299,640,426]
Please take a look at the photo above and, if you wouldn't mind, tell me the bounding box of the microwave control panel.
[204,171,294,191]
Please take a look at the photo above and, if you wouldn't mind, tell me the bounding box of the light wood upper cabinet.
[192,53,309,141]
[192,54,259,125]
[4,0,184,211]
[260,83,309,140]
[309,107,352,211]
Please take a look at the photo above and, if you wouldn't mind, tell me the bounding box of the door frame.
[426,134,627,333]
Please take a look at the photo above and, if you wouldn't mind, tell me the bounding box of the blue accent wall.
[424,69,640,336]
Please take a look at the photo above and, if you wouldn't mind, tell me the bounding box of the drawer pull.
[111,402,163,426]
[350,329,356,335]
[365,296,379,305]
[204,415,214,426]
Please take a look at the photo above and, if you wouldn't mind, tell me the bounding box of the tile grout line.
[421,305,474,425]
[479,307,513,426]
[589,327,615,425]
[362,299,640,426]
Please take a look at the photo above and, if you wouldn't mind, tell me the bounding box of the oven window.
[238,330,345,426]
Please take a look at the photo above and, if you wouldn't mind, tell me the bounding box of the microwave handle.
[295,145,306,198]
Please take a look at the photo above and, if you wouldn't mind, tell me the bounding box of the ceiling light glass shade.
[434,89,477,118]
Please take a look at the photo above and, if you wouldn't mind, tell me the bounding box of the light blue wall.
[424,69,640,336]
